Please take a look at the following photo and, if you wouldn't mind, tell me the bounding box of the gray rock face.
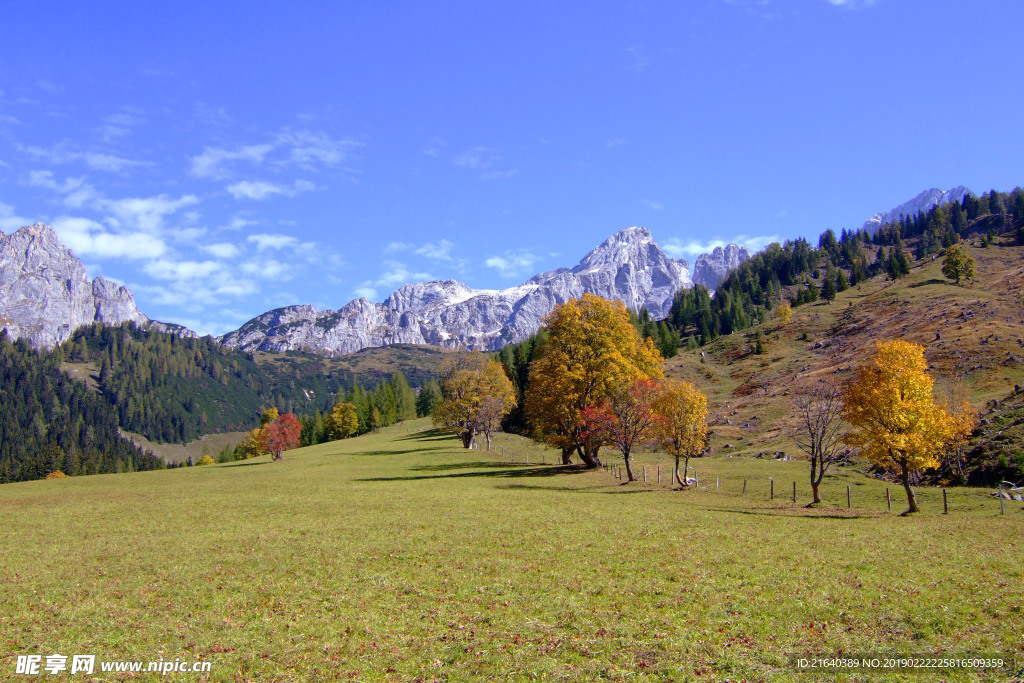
[221,226,695,355]
[0,223,148,348]
[692,244,751,291]
[862,186,971,234]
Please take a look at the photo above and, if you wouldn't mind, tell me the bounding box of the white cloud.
[415,239,456,261]
[227,180,286,200]
[143,259,221,281]
[226,178,316,200]
[663,234,779,258]
[25,144,147,172]
[247,233,299,251]
[276,129,360,168]
[642,199,664,210]
[240,258,293,280]
[826,0,878,7]
[190,144,274,179]
[384,241,414,253]
[0,201,33,231]
[101,194,199,233]
[202,242,240,259]
[485,250,539,278]
[605,138,628,148]
[355,259,433,302]
[52,215,168,260]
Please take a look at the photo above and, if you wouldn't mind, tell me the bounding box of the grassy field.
[1,418,1021,681]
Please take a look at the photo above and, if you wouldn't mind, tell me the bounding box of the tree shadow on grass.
[705,506,877,520]
[352,447,448,456]
[499,483,655,494]
[222,461,270,468]
[410,461,528,472]
[396,429,451,441]
[358,464,590,482]
[909,278,947,288]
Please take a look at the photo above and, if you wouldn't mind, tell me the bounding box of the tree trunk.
[623,452,635,481]
[461,429,475,449]
[900,460,919,514]
[810,456,821,504]
[484,431,492,451]
[561,447,573,465]
[578,443,601,469]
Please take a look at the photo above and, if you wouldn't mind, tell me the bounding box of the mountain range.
[0,185,975,355]
[0,223,747,354]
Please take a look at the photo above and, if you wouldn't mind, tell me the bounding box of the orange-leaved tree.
[433,351,516,449]
[581,378,663,481]
[842,340,956,514]
[259,412,302,461]
[654,378,708,488]
[525,294,663,467]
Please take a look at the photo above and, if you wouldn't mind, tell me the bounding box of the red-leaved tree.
[581,378,663,482]
[259,412,302,461]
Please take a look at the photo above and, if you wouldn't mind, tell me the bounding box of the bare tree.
[794,380,845,505]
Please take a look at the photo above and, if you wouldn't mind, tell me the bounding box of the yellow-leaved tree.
[326,402,359,441]
[654,378,708,488]
[525,294,663,467]
[842,340,958,514]
[433,352,516,449]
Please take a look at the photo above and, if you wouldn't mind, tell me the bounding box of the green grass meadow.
[2,419,1022,681]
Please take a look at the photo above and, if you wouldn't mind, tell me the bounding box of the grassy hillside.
[662,236,1024,483]
[1,419,1020,681]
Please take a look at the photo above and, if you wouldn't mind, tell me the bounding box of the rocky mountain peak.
[862,186,971,234]
[693,244,751,290]
[0,222,149,348]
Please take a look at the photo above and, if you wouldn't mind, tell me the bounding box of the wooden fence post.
[943,489,948,515]
[742,479,747,494]
[657,464,661,484]
[792,481,796,503]
[847,485,851,509]
[886,487,891,512]
[716,476,720,490]
[770,478,774,500]
[643,465,647,483]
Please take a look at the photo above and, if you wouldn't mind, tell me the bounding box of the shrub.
[196,455,216,467]
[45,471,67,479]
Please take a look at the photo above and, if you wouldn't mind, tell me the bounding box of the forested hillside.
[0,332,161,483]
[60,324,443,444]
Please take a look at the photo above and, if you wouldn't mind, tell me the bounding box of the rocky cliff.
[220,226,695,354]
[0,223,151,348]
[692,244,752,290]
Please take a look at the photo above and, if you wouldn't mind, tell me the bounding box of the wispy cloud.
[189,129,361,179]
[605,138,628,149]
[52,215,168,260]
[190,144,275,179]
[453,146,497,170]
[25,143,148,172]
[663,233,779,258]
[247,233,299,251]
[485,249,539,279]
[202,242,241,259]
[642,199,664,210]
[415,239,456,261]
[355,260,433,301]
[226,178,315,200]
[0,201,35,232]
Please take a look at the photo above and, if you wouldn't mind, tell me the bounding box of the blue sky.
[1,1,1021,336]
